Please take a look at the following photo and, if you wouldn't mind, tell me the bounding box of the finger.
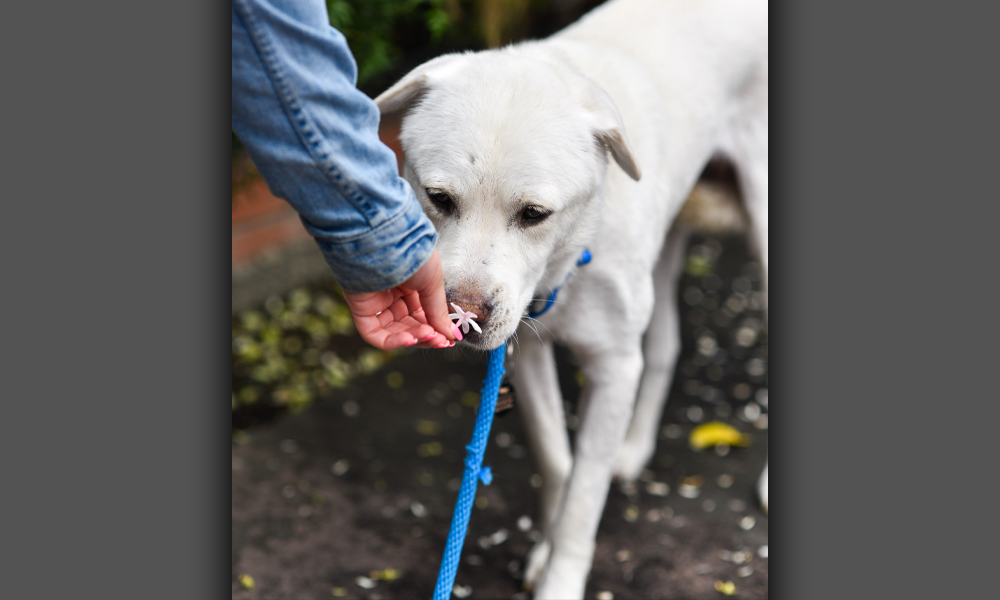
[374,294,414,328]
[343,290,392,319]
[353,314,418,351]
[360,316,446,350]
[342,291,406,346]
[379,316,444,349]
[352,314,385,340]
[415,332,449,348]
[381,316,436,346]
[355,323,394,350]
[382,330,420,350]
[388,292,440,348]
[401,290,428,324]
[388,295,412,323]
[409,323,438,343]
[408,252,455,339]
[376,311,393,329]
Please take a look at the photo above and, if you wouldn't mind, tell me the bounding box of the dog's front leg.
[509,334,573,589]
[534,345,645,600]
[614,225,690,482]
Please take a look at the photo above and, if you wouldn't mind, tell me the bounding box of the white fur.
[377,1,767,597]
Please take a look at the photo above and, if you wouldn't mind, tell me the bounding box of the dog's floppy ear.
[375,53,465,117]
[596,128,641,181]
[580,80,642,181]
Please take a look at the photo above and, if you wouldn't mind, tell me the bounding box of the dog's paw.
[612,438,655,483]
[532,553,589,600]
[757,464,768,513]
[522,539,551,591]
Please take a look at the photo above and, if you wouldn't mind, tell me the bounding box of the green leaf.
[426,8,450,41]
[326,0,354,29]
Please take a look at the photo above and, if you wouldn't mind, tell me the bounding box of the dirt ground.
[232,233,769,600]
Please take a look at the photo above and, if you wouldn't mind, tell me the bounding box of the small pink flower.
[449,303,482,334]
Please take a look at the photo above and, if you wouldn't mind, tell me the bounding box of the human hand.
[342,250,459,351]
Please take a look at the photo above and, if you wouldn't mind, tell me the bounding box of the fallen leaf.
[689,422,750,450]
[714,580,736,596]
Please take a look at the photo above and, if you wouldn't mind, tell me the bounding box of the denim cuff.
[310,190,438,293]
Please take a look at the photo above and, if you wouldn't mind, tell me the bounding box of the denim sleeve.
[232,0,436,293]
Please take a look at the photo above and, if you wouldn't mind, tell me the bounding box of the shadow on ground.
[232,233,768,600]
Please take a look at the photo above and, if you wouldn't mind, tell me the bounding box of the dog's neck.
[527,248,592,318]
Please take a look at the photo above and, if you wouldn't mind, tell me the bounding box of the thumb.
[406,250,455,340]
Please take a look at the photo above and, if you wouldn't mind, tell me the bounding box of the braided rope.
[526,249,592,318]
[432,343,507,600]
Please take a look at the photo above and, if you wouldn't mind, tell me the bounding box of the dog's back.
[525,0,769,234]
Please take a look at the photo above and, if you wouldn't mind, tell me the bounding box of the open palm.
[342,250,456,350]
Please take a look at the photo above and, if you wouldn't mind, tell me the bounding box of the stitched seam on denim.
[234,0,380,225]
[307,195,427,247]
[323,228,435,292]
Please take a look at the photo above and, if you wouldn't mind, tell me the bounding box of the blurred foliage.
[326,0,566,85]
[232,282,397,427]
[326,0,453,84]
[476,0,534,48]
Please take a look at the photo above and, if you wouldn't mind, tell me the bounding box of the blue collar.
[526,249,592,318]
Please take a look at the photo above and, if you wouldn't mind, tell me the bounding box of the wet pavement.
[232,232,768,600]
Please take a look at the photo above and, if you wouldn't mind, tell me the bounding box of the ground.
[232,233,769,600]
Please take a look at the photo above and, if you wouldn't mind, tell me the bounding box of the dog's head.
[376,49,640,350]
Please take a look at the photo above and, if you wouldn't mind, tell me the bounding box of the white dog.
[376,0,767,597]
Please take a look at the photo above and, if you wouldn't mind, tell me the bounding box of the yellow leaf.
[689,421,750,450]
[369,568,399,581]
[686,254,713,277]
[714,580,736,595]
[238,574,255,590]
[417,442,443,457]
[461,391,480,407]
[415,420,442,436]
[386,371,404,388]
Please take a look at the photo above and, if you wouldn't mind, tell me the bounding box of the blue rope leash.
[526,249,592,318]
[432,343,507,600]
[434,249,591,597]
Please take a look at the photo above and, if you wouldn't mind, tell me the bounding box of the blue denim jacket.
[232,0,436,293]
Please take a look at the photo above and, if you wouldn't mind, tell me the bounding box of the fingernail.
[405,339,418,347]
[452,324,463,341]
[420,334,435,342]
[435,342,450,349]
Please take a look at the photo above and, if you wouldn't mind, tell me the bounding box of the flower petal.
[469,319,482,334]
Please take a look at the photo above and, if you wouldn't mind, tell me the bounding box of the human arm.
[231,0,455,348]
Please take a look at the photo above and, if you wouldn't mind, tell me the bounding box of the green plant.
[326,0,453,84]
[232,282,400,426]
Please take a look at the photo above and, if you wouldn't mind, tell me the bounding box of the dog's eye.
[519,205,550,226]
[425,189,456,215]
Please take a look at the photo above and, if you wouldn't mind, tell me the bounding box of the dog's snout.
[448,298,490,324]
[447,295,492,340]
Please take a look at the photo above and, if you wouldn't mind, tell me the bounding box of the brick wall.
[232,115,405,265]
